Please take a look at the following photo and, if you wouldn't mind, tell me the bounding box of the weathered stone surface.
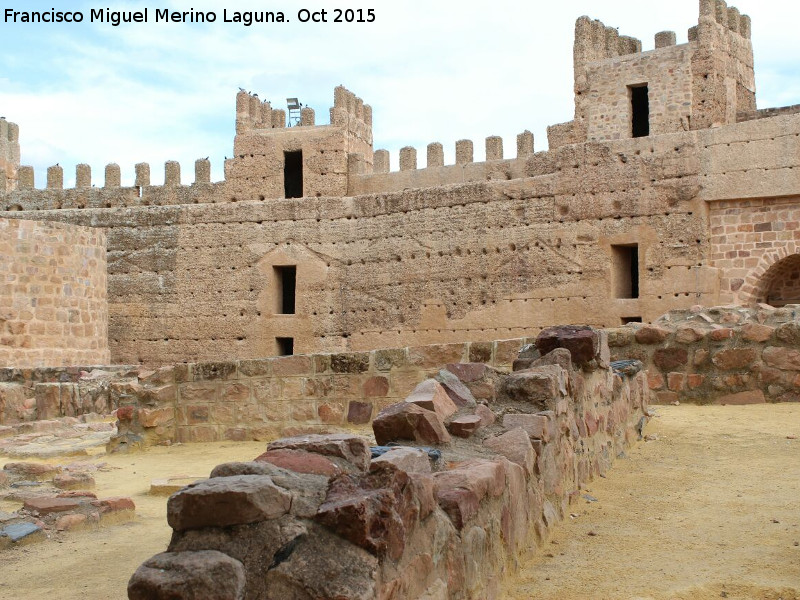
[742,323,774,343]
[315,463,414,559]
[91,496,136,513]
[635,326,671,344]
[209,462,328,519]
[530,347,573,371]
[362,376,389,397]
[347,401,373,425]
[535,325,603,365]
[55,513,88,531]
[502,413,552,441]
[448,415,483,438]
[434,369,477,406]
[128,550,246,600]
[405,379,458,421]
[483,428,535,475]
[474,404,496,427]
[255,449,341,476]
[1,521,44,544]
[371,447,432,473]
[712,348,758,370]
[268,433,372,472]
[263,523,379,600]
[763,346,800,371]
[775,322,800,345]
[23,496,84,515]
[653,347,689,370]
[372,402,451,446]
[167,475,291,531]
[675,325,707,344]
[498,365,566,407]
[3,462,60,479]
[53,472,95,490]
[716,390,766,405]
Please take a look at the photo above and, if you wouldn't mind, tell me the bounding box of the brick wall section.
[0,218,109,368]
[608,305,800,405]
[708,196,800,304]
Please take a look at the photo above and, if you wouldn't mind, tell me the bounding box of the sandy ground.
[504,404,800,600]
[0,405,798,600]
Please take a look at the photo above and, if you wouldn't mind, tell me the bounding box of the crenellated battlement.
[548,0,756,150]
[2,158,221,211]
[0,117,20,193]
[348,130,543,196]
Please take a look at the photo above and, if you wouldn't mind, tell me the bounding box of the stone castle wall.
[0,218,109,368]
[127,328,650,599]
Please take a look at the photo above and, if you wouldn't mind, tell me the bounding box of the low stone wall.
[607,305,800,404]
[128,327,650,599]
[0,339,530,448]
[0,218,109,368]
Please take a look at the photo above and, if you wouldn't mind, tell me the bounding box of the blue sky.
[1,0,799,187]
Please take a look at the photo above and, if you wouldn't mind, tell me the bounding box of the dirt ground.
[0,404,798,600]
[504,404,800,600]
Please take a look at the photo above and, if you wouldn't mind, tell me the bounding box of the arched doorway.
[754,253,800,307]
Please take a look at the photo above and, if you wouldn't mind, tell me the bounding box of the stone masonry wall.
[708,196,800,305]
[0,218,109,368]
[128,327,650,600]
[0,338,527,444]
[607,304,800,404]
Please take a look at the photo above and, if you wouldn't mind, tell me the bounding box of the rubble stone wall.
[608,305,800,404]
[128,328,650,600]
[0,218,109,368]
[0,338,529,444]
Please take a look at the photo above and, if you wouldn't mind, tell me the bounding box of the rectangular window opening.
[273,265,296,314]
[276,337,294,356]
[630,84,650,138]
[284,150,303,198]
[621,316,642,325]
[612,244,640,299]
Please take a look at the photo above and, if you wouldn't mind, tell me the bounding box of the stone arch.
[739,242,800,306]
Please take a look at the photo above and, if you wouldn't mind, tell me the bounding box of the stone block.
[267,433,372,471]
[330,352,370,373]
[498,365,566,407]
[653,347,689,370]
[363,376,389,397]
[635,326,671,344]
[405,379,458,420]
[434,369,477,406]
[255,449,341,476]
[128,550,246,600]
[483,428,535,475]
[712,348,757,370]
[502,413,552,441]
[371,447,432,473]
[347,401,373,425]
[535,325,607,367]
[372,403,451,446]
[763,346,800,371]
[23,496,84,515]
[741,323,774,343]
[716,390,766,405]
[167,475,291,531]
[448,415,483,438]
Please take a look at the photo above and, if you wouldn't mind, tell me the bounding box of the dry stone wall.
[0,218,109,368]
[608,304,800,404]
[128,327,650,600]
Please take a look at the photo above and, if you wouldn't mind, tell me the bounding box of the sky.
[1,0,799,187]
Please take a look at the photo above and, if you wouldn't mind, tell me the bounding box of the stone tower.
[0,118,20,193]
[225,85,373,199]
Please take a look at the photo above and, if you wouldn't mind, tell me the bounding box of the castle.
[2,0,799,368]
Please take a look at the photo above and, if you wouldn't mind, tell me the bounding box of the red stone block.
[91,496,135,513]
[23,496,84,515]
[635,326,671,345]
[255,449,341,476]
[372,403,451,446]
[448,415,482,438]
